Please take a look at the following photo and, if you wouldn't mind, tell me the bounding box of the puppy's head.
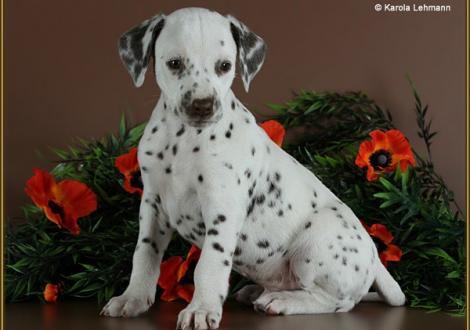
[118,8,266,127]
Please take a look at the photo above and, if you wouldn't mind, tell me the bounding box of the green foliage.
[6,89,465,315]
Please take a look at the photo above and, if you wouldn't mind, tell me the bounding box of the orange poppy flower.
[362,221,402,267]
[25,168,98,235]
[355,129,416,181]
[115,147,143,196]
[43,283,59,303]
[260,120,286,146]
[158,245,201,303]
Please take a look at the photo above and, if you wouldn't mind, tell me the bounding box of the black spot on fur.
[198,174,204,182]
[176,125,185,137]
[212,242,224,253]
[145,151,153,156]
[223,260,230,266]
[257,240,270,248]
[305,221,312,229]
[193,146,200,152]
[172,144,178,155]
[240,233,247,241]
[165,166,172,174]
[151,126,158,133]
[207,228,218,235]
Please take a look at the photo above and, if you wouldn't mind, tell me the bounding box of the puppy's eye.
[167,58,182,70]
[217,61,232,74]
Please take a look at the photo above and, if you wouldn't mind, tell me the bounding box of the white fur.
[101,7,405,329]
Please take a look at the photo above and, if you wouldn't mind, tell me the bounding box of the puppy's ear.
[227,15,267,92]
[118,14,165,87]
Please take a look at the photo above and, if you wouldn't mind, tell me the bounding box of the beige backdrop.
[4,0,466,222]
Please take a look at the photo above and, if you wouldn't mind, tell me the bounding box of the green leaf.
[426,247,456,264]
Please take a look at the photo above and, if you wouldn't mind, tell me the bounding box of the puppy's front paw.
[100,290,155,318]
[176,303,222,330]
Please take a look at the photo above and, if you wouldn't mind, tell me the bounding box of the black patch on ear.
[119,15,165,87]
[230,23,241,49]
[229,18,266,91]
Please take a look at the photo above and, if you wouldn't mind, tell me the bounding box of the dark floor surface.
[5,300,466,330]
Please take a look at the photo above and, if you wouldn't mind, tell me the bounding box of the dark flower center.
[48,200,65,219]
[369,149,392,170]
[130,171,143,190]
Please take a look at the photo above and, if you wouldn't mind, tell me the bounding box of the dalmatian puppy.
[101,7,405,329]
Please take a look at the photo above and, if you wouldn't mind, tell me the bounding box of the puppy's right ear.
[118,14,165,87]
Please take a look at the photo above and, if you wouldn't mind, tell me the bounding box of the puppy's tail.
[369,262,406,306]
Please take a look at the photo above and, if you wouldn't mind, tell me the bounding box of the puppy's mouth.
[187,118,217,128]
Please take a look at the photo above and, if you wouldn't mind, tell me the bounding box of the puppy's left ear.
[118,14,165,87]
[227,15,267,92]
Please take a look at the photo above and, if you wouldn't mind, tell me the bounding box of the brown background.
[4,0,466,222]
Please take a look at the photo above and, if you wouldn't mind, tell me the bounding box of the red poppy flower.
[158,245,201,303]
[25,169,98,235]
[260,120,286,146]
[362,221,402,267]
[43,283,59,303]
[379,244,402,266]
[355,129,416,181]
[115,147,143,196]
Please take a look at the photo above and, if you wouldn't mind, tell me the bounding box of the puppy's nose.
[188,97,214,118]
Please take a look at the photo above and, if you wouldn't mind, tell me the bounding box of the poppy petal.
[369,224,394,244]
[160,286,180,302]
[159,256,184,290]
[175,284,194,303]
[115,147,139,176]
[57,180,98,218]
[369,130,389,150]
[385,130,413,156]
[355,140,375,168]
[25,168,56,210]
[43,284,59,303]
[177,245,201,281]
[259,120,286,146]
[122,174,143,196]
[52,180,97,235]
[380,244,402,263]
[366,165,379,181]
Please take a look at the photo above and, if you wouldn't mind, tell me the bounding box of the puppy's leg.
[177,196,243,330]
[101,191,173,317]
[234,284,264,305]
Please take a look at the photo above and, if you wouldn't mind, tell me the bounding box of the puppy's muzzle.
[186,97,214,120]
